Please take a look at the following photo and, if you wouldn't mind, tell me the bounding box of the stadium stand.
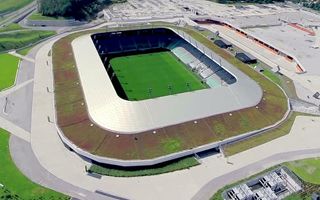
[91,28,236,89]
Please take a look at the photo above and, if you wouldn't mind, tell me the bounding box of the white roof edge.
[71,29,262,134]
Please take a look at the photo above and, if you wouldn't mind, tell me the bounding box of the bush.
[89,156,200,177]
[38,0,126,20]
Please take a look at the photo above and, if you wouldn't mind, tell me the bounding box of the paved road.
[0,27,125,200]
[1,20,320,200]
[9,135,116,200]
[0,1,36,27]
[192,149,320,200]
[0,48,37,131]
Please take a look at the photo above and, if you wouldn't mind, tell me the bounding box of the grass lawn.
[0,30,55,52]
[285,158,320,184]
[223,112,314,156]
[0,23,25,33]
[0,0,33,15]
[0,53,19,90]
[89,156,199,177]
[17,45,34,56]
[110,51,207,100]
[0,129,69,200]
[28,12,67,21]
[262,69,281,85]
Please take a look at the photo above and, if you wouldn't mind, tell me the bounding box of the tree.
[38,0,123,20]
[38,0,71,16]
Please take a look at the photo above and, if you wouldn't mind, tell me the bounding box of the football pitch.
[110,51,207,100]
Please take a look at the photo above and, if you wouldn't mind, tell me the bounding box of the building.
[235,52,257,64]
[214,39,232,49]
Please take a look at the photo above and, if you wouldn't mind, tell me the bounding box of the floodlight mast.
[168,84,173,94]
[148,87,153,97]
[186,82,191,90]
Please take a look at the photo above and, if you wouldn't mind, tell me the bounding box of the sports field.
[110,51,207,100]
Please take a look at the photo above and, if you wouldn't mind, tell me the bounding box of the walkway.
[0,79,33,98]
[1,21,320,200]
[202,24,320,106]
[9,51,35,63]
[29,28,320,200]
[0,116,29,142]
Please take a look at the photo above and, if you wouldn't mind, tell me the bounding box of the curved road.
[192,149,320,200]
[0,29,124,200]
[1,20,320,200]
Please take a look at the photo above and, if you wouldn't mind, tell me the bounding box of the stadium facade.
[52,27,290,167]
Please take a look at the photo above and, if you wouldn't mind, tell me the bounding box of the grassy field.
[89,156,199,177]
[110,51,207,100]
[285,158,320,184]
[0,0,33,15]
[0,53,19,90]
[0,30,55,52]
[17,45,34,56]
[28,12,67,21]
[0,129,69,200]
[223,112,313,156]
[0,23,25,33]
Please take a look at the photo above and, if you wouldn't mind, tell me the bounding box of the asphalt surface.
[1,14,320,200]
[0,82,33,131]
[9,135,117,200]
[191,148,320,200]
[0,44,37,131]
[3,28,127,200]
[0,1,36,27]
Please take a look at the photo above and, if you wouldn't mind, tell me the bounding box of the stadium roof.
[72,32,262,134]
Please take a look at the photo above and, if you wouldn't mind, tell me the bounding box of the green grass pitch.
[110,51,207,100]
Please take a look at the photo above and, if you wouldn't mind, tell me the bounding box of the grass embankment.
[222,112,315,156]
[89,156,199,177]
[17,45,34,56]
[0,30,55,52]
[0,0,33,15]
[179,26,288,136]
[0,129,69,200]
[286,158,320,185]
[53,25,287,160]
[0,23,25,33]
[111,51,207,100]
[28,12,67,21]
[0,53,19,90]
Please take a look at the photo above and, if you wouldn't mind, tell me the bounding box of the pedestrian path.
[0,79,34,98]
[0,116,30,142]
[9,51,35,63]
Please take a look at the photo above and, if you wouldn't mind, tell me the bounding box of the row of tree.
[38,0,125,20]
[302,1,320,11]
[216,0,284,4]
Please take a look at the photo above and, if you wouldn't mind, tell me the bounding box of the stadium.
[53,26,288,167]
